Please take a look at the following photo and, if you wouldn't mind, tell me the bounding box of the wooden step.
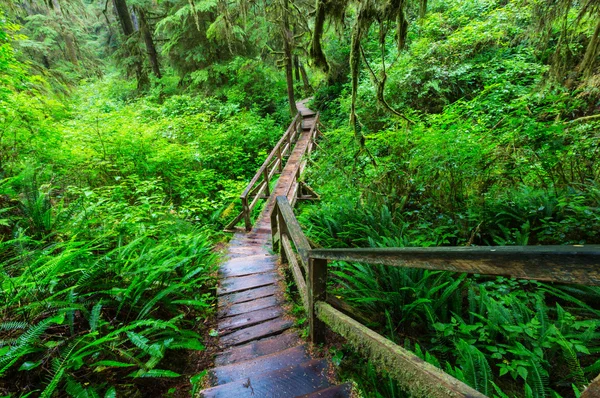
[220,317,293,347]
[227,247,270,258]
[219,254,277,278]
[219,306,283,335]
[210,345,309,385]
[219,295,281,318]
[215,331,300,366]
[296,383,352,398]
[218,284,279,307]
[218,271,279,295]
[199,359,330,398]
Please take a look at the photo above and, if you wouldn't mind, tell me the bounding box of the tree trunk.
[113,0,148,89]
[294,55,300,81]
[310,0,329,72]
[282,0,297,115]
[419,0,428,19]
[299,61,313,93]
[136,7,161,78]
[579,13,600,79]
[397,3,408,51]
[113,0,134,36]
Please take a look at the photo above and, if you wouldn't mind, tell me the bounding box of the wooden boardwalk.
[199,100,351,397]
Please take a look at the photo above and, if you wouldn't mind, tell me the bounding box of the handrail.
[225,111,321,231]
[270,194,600,398]
[310,246,600,286]
[224,112,302,231]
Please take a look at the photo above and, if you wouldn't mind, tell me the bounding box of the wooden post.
[278,210,288,264]
[242,196,251,231]
[277,146,283,172]
[270,206,280,251]
[263,168,270,196]
[309,257,327,344]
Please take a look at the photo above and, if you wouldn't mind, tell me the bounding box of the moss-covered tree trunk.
[282,0,297,115]
[579,13,600,78]
[310,0,329,72]
[113,0,148,89]
[136,7,161,78]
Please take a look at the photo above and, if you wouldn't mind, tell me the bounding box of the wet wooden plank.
[220,317,293,347]
[211,345,309,385]
[219,306,283,335]
[215,331,300,366]
[218,285,278,307]
[200,359,330,398]
[310,245,600,286]
[219,254,277,277]
[218,271,279,295]
[296,383,352,398]
[219,295,281,318]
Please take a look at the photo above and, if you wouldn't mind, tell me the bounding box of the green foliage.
[0,19,286,393]
[300,1,600,397]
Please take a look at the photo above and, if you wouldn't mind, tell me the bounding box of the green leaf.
[128,369,181,378]
[18,361,41,371]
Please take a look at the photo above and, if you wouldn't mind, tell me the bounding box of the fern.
[455,339,492,395]
[127,369,181,378]
[0,313,65,374]
[0,321,29,331]
[89,302,102,332]
[526,358,548,398]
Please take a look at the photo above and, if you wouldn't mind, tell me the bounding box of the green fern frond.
[526,358,548,398]
[0,321,28,331]
[89,302,102,332]
[127,368,181,378]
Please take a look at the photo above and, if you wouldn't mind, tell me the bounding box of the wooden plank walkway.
[200,100,351,397]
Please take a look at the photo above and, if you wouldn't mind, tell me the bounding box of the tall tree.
[135,6,161,78]
[113,0,147,88]
[279,0,297,115]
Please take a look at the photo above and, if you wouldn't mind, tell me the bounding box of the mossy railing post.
[271,206,280,251]
[242,196,251,231]
[278,209,289,264]
[309,257,327,344]
[277,146,283,172]
[263,168,270,196]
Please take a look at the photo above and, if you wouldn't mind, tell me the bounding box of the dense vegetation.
[297,0,600,397]
[0,0,599,396]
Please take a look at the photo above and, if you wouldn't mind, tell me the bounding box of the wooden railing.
[224,113,302,231]
[271,195,600,398]
[225,111,321,231]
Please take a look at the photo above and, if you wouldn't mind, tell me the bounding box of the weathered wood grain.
[220,317,293,347]
[219,254,277,278]
[218,285,278,307]
[276,195,311,263]
[219,306,283,335]
[200,359,330,398]
[310,246,600,286]
[218,272,279,295]
[214,331,300,366]
[282,234,308,310]
[316,302,485,398]
[219,295,281,318]
[211,345,309,385]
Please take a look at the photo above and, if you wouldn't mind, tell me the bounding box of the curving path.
[199,100,351,397]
